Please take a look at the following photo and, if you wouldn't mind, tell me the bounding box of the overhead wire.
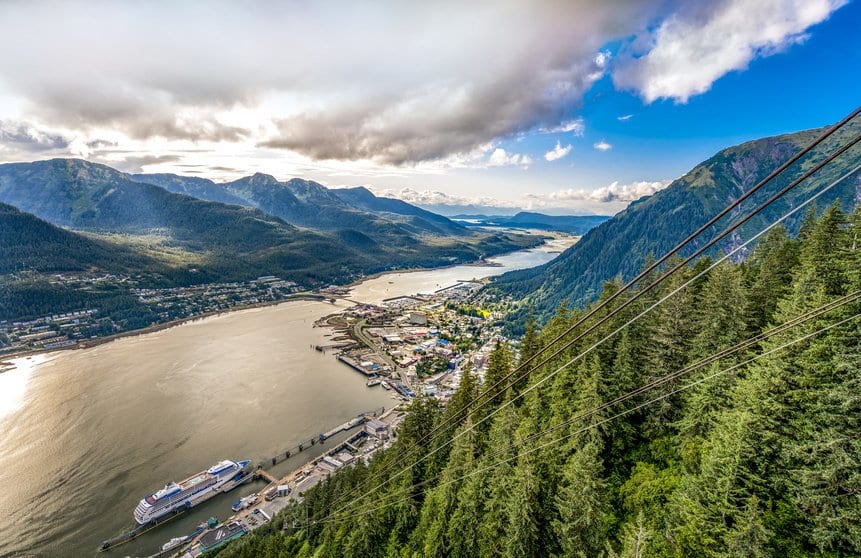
[320,137,861,518]
[315,310,860,524]
[319,109,861,511]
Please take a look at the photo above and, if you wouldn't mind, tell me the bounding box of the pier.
[336,354,377,376]
[101,409,384,555]
[255,469,278,484]
[315,342,355,352]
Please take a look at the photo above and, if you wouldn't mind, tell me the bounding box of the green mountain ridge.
[489,123,861,327]
[0,201,162,275]
[0,159,539,288]
[134,173,469,238]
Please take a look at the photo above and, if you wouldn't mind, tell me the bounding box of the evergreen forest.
[215,203,861,558]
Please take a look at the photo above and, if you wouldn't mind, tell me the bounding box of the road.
[350,319,412,385]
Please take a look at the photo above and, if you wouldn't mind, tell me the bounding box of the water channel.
[0,239,568,557]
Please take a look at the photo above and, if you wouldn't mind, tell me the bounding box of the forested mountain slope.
[135,173,468,237]
[489,123,861,326]
[216,204,861,558]
[0,159,538,286]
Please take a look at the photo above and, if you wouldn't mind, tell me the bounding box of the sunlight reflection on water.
[0,354,48,421]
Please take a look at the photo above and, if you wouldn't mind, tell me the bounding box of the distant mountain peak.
[247,172,281,184]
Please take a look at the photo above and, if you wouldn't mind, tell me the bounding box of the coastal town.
[150,278,519,557]
[320,279,505,403]
[0,274,307,355]
[2,238,576,558]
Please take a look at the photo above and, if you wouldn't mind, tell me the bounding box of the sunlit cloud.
[613,0,846,102]
[372,178,672,214]
[544,141,572,162]
[538,117,586,136]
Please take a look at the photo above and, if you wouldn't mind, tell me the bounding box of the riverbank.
[1,235,568,364]
[0,235,573,558]
[336,232,576,290]
[0,293,330,366]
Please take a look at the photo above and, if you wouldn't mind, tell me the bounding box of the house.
[365,418,390,440]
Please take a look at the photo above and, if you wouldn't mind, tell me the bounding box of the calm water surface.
[0,241,566,557]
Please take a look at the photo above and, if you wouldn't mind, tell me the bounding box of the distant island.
[452,211,611,235]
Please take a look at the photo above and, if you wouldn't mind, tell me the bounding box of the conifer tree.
[479,403,519,558]
[504,453,541,558]
[484,339,513,411]
[553,440,609,557]
[515,311,541,397]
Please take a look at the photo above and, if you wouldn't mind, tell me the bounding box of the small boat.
[366,378,381,387]
[381,381,392,390]
[231,493,258,512]
[162,536,189,551]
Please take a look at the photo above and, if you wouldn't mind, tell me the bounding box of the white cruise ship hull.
[134,459,251,524]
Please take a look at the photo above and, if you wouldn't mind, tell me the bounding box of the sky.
[0,0,857,216]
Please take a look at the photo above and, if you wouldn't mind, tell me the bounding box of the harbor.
[143,407,404,557]
[0,242,566,558]
[98,408,393,555]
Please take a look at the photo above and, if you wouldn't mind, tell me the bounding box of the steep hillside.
[489,123,861,324]
[0,202,161,275]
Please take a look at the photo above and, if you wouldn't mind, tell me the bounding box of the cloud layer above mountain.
[372,179,673,215]
[0,0,843,166]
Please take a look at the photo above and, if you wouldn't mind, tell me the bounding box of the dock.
[336,354,377,376]
[314,342,355,352]
[321,416,364,440]
[255,468,278,484]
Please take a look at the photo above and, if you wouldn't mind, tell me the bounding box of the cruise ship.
[134,459,251,524]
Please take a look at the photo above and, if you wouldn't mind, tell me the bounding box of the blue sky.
[460,0,860,214]
[0,0,856,215]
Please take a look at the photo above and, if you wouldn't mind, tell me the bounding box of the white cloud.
[617,114,634,121]
[0,0,843,170]
[0,1,652,165]
[547,179,671,203]
[544,141,572,162]
[613,0,846,102]
[539,117,586,136]
[593,140,612,151]
[372,178,673,214]
[488,148,533,169]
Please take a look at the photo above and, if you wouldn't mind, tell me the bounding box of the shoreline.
[0,241,554,365]
[0,293,330,367]
[338,232,571,289]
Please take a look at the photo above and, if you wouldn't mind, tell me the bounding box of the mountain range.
[488,122,861,327]
[0,159,540,286]
[135,173,469,238]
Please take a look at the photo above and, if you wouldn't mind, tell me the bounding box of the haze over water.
[0,242,562,557]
